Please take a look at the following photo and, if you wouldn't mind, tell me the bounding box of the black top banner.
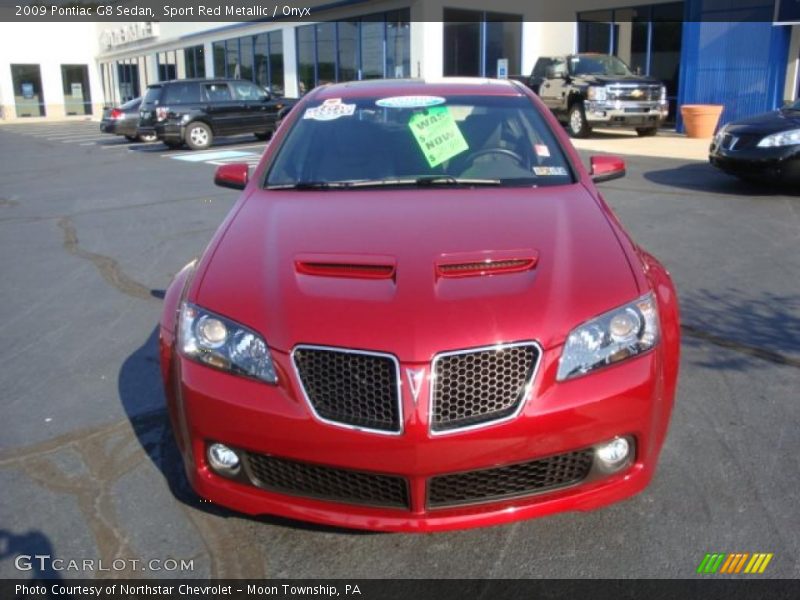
[3,579,800,600]
[0,0,796,22]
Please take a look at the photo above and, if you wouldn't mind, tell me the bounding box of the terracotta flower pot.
[680,104,724,139]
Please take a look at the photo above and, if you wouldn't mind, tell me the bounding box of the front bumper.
[709,140,800,183]
[584,100,668,127]
[162,336,674,532]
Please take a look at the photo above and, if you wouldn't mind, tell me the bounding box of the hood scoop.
[295,253,396,280]
[436,250,539,279]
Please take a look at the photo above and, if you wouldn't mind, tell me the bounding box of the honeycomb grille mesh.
[293,347,401,433]
[431,344,538,432]
[245,452,410,509]
[428,450,594,508]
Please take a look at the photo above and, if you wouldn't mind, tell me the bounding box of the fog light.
[595,437,631,470]
[207,443,240,473]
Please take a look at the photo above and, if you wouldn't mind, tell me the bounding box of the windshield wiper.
[267,176,502,190]
[267,181,356,190]
[338,176,502,188]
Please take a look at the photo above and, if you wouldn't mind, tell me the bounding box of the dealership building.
[0,0,798,129]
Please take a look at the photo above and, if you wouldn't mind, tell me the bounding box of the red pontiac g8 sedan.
[159,79,680,532]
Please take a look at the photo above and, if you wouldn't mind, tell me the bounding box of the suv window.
[203,83,232,102]
[142,86,162,106]
[163,82,201,104]
[231,81,265,101]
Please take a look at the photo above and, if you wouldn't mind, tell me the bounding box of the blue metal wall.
[677,0,792,129]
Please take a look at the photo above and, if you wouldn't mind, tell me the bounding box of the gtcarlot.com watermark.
[15,554,194,572]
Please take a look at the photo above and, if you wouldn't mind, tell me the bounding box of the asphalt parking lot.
[0,121,798,579]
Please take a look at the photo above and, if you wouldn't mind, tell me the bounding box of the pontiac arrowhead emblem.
[405,368,425,404]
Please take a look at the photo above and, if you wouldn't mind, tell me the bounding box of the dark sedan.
[100,98,157,143]
[709,100,800,185]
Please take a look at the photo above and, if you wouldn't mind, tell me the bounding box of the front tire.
[636,127,658,137]
[124,135,137,142]
[185,122,213,150]
[567,103,591,138]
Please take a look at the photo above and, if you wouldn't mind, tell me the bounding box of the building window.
[61,64,92,116]
[577,3,684,120]
[386,11,411,78]
[295,9,411,91]
[213,42,226,78]
[213,31,284,94]
[11,64,45,117]
[117,60,140,102]
[443,10,522,78]
[157,51,178,81]
[297,25,315,93]
[184,45,206,79]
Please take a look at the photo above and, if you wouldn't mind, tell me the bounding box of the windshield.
[266,94,574,189]
[569,55,633,77]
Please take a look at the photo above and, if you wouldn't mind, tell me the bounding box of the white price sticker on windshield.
[303,98,356,121]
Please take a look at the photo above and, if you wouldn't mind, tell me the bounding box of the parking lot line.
[172,150,257,162]
[62,137,109,143]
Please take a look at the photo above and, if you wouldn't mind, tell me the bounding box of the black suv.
[138,79,296,150]
[512,54,668,138]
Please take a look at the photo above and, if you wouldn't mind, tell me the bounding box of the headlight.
[557,293,659,381]
[587,86,607,101]
[179,303,278,384]
[757,128,800,148]
[713,123,728,145]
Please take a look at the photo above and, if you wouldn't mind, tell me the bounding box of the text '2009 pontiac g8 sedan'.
[159,79,680,532]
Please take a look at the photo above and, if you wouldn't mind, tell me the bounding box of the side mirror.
[590,155,626,183]
[214,163,249,190]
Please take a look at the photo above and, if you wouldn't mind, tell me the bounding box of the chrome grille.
[245,452,410,509]
[430,343,540,433]
[292,346,402,434]
[428,449,594,508]
[607,85,661,102]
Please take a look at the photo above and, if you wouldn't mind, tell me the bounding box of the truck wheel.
[636,127,658,137]
[185,122,213,150]
[567,103,591,138]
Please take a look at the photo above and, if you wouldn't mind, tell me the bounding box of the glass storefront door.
[61,64,92,116]
[11,64,45,117]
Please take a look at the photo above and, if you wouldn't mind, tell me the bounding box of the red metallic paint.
[159,80,680,532]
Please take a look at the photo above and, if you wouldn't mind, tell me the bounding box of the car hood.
[726,109,800,135]
[576,74,661,86]
[194,186,639,360]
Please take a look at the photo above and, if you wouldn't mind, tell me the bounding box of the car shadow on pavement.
[644,162,800,197]
[118,326,378,535]
[127,136,264,154]
[0,528,67,589]
[680,288,800,370]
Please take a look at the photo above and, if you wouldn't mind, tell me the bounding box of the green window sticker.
[408,106,469,168]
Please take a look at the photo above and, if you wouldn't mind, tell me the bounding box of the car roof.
[147,78,250,86]
[312,78,525,99]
